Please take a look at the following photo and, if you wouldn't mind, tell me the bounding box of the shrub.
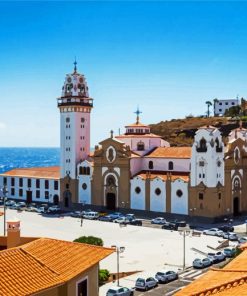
[99,269,110,285]
[73,236,103,246]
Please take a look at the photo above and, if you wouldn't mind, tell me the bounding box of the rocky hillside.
[149,116,244,146]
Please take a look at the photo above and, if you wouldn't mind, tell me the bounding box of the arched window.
[79,167,83,175]
[197,138,207,152]
[215,138,222,152]
[137,141,145,151]
[106,175,116,187]
[168,161,174,170]
[86,167,90,175]
[149,161,153,170]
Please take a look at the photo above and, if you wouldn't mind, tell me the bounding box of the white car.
[151,217,166,225]
[83,211,99,220]
[135,277,158,291]
[193,258,212,268]
[48,205,61,213]
[239,237,247,244]
[155,270,178,283]
[113,217,129,223]
[223,232,238,241]
[106,286,134,296]
[207,251,225,263]
[203,228,223,236]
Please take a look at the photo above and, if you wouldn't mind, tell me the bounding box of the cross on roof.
[134,107,142,124]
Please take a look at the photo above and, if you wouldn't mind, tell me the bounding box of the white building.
[214,99,239,116]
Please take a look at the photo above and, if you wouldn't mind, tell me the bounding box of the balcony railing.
[57,98,93,108]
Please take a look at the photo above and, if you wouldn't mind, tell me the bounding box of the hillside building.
[214,99,239,116]
[1,65,247,220]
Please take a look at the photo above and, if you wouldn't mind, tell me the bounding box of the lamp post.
[111,245,125,286]
[179,228,191,270]
[1,185,8,236]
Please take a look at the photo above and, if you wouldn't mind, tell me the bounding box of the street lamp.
[111,245,125,286]
[0,185,8,236]
[179,227,191,270]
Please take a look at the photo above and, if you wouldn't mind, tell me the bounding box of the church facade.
[1,65,247,219]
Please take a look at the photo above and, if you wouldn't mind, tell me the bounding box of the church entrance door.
[106,193,116,211]
[233,197,240,216]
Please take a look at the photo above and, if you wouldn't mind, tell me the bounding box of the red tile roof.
[0,166,60,180]
[0,238,114,296]
[145,147,192,158]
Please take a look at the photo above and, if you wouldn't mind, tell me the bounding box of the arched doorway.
[233,197,240,216]
[106,193,116,210]
[53,194,59,205]
[63,190,71,208]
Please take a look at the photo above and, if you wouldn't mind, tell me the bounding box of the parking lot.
[0,206,244,295]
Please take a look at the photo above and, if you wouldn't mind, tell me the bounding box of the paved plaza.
[1,209,245,295]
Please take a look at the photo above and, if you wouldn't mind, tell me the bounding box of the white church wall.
[130,177,146,210]
[150,178,166,212]
[171,179,188,215]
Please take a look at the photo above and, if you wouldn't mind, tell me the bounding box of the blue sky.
[1,1,247,147]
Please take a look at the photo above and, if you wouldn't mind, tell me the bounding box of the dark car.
[98,215,113,222]
[219,225,234,232]
[162,222,178,230]
[128,219,142,226]
[171,220,187,228]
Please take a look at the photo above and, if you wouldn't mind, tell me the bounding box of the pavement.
[0,208,245,296]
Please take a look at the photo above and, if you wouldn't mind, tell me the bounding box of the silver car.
[151,217,166,225]
[222,232,238,241]
[193,258,212,268]
[135,277,158,291]
[106,286,134,296]
[203,228,223,237]
[155,270,178,283]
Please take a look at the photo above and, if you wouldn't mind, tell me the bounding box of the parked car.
[98,215,113,222]
[126,214,136,221]
[106,286,134,296]
[5,200,16,207]
[223,247,237,258]
[135,277,158,291]
[113,217,130,223]
[171,220,187,228]
[151,217,166,225]
[193,258,212,268]
[108,212,124,220]
[162,222,177,231]
[222,232,238,241]
[128,219,142,226]
[16,202,27,211]
[219,225,234,232]
[37,206,46,214]
[203,228,224,237]
[207,251,225,263]
[83,211,99,220]
[238,237,247,244]
[25,206,38,212]
[155,270,178,283]
[48,205,61,213]
[70,211,83,218]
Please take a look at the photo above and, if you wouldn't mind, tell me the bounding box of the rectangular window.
[19,189,23,197]
[199,161,204,167]
[45,191,49,199]
[199,193,204,200]
[36,179,40,188]
[218,193,221,200]
[3,177,7,185]
[19,178,23,187]
[36,190,40,198]
[219,102,222,105]
[232,102,235,105]
[11,188,15,196]
[11,178,15,187]
[219,109,222,112]
[27,179,32,188]
[45,180,49,189]
[54,180,58,190]
[77,279,87,296]
[203,173,205,178]
[225,102,228,105]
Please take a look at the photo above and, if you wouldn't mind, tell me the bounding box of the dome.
[61,62,89,98]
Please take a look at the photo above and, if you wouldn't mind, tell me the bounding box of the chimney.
[7,218,21,248]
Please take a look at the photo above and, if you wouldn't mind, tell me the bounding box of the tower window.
[81,118,85,123]
[218,193,221,200]
[66,117,70,123]
[199,193,204,200]
[137,141,145,151]
[197,138,207,152]
[149,161,153,170]
[168,161,174,170]
[135,187,141,194]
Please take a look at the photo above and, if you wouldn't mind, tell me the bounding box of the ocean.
[0,148,60,174]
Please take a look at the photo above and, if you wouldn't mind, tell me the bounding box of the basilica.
[1,65,247,219]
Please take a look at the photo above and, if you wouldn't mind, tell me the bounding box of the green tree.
[205,101,212,117]
[99,269,110,285]
[73,236,103,246]
[224,106,241,117]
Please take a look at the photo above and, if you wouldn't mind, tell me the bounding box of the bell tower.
[58,61,93,207]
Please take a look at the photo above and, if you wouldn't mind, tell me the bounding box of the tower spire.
[134,106,142,124]
[73,57,77,74]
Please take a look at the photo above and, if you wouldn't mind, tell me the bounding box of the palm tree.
[205,101,212,118]
[213,98,219,116]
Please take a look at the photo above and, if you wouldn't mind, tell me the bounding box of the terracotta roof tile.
[145,147,191,158]
[116,133,161,139]
[0,238,114,296]
[0,166,60,180]
[175,247,247,296]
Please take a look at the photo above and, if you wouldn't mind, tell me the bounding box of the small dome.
[61,62,89,98]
